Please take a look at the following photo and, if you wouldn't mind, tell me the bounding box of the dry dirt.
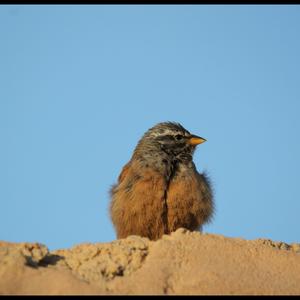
[1,228,300,295]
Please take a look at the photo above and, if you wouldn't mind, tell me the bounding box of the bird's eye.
[175,134,183,141]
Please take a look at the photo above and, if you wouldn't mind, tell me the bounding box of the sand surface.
[1,228,300,295]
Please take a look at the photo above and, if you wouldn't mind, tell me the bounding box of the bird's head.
[134,122,206,163]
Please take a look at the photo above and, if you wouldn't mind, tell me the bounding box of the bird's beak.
[188,135,206,145]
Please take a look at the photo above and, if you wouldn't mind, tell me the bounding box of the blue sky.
[1,5,300,251]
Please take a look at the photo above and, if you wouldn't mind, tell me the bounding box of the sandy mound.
[1,229,300,295]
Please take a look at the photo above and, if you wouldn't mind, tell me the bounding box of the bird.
[109,121,214,240]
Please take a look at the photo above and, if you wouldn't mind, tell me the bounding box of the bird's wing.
[118,162,131,183]
[111,163,167,240]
